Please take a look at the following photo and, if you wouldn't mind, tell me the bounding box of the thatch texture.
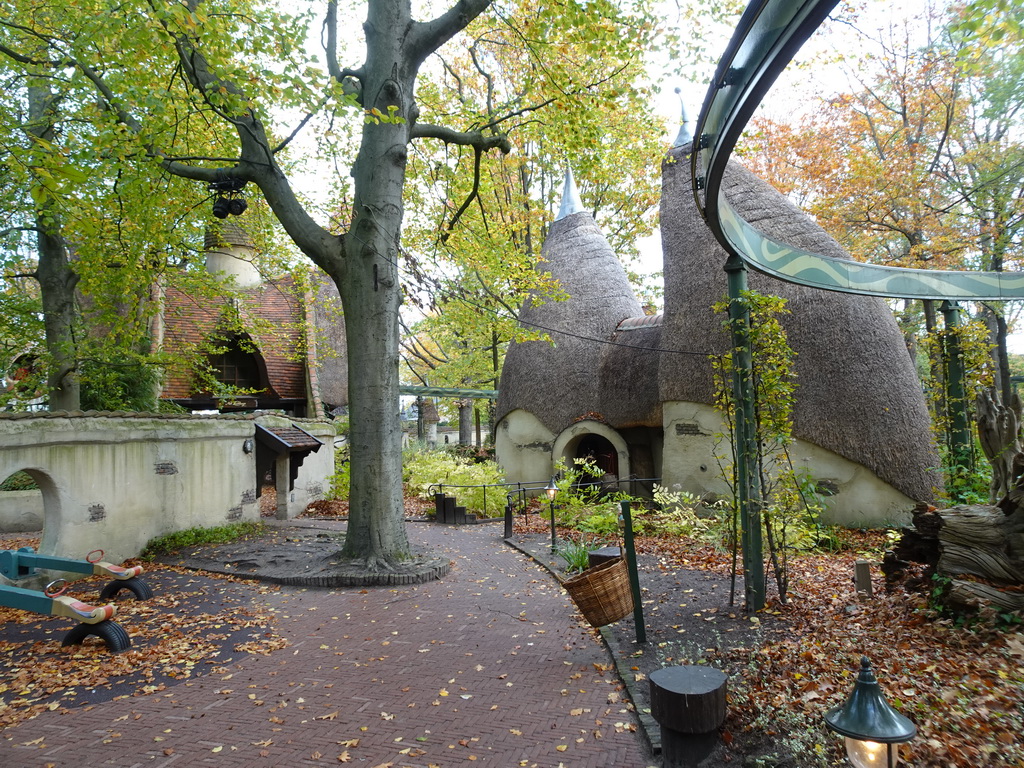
[659,145,939,503]
[597,316,663,427]
[496,212,642,432]
[204,220,254,250]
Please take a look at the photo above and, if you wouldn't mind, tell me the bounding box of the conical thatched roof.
[496,211,643,432]
[204,220,254,250]
[659,145,939,502]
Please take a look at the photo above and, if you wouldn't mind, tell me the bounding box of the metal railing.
[427,480,552,519]
[426,477,662,519]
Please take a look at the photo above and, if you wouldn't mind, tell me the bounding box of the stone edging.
[256,558,451,587]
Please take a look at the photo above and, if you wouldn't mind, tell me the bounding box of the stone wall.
[0,412,335,578]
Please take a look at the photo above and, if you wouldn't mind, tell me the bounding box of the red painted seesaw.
[0,547,154,653]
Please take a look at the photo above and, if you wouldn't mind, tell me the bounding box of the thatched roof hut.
[496,203,642,432]
[658,144,939,502]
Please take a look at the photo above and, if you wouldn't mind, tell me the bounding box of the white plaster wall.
[661,401,916,527]
[0,415,258,572]
[495,410,556,487]
[661,402,733,499]
[0,490,43,532]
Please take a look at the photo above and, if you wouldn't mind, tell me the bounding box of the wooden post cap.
[588,546,622,568]
[649,665,728,734]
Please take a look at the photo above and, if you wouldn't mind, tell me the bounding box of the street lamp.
[545,478,558,552]
[825,657,916,768]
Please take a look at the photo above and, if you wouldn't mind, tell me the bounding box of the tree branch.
[410,123,510,153]
[441,145,483,242]
[323,1,364,102]
[407,0,494,69]
[0,225,40,239]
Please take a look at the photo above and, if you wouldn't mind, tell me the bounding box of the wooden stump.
[587,546,621,569]
[649,666,727,767]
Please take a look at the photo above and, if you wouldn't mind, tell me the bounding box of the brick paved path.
[0,521,654,768]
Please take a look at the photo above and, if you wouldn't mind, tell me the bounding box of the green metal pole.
[724,256,765,612]
[549,498,557,552]
[620,501,646,643]
[941,301,972,499]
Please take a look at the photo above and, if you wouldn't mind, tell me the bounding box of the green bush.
[403,448,506,517]
[326,444,351,501]
[648,485,712,537]
[80,355,161,412]
[576,504,621,537]
[0,471,38,491]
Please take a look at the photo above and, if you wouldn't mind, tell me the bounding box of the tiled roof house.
[158,222,347,417]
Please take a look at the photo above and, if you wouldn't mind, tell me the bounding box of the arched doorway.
[552,421,630,494]
[574,434,619,478]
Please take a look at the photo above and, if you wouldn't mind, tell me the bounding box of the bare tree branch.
[441,145,482,241]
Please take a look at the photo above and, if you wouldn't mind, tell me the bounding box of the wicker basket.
[562,556,634,627]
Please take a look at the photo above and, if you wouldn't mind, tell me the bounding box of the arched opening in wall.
[574,434,619,477]
[563,433,621,495]
[0,469,51,552]
[552,421,631,496]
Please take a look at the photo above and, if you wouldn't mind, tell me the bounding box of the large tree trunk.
[138,0,495,570]
[27,82,81,411]
[458,398,473,446]
[335,0,415,568]
[36,227,81,411]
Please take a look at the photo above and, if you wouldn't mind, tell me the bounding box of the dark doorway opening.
[573,434,619,495]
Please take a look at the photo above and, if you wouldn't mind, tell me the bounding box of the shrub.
[647,485,712,537]
[576,504,621,537]
[326,443,351,501]
[0,471,38,491]
[403,448,505,517]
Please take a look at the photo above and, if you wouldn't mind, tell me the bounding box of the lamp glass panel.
[845,737,898,768]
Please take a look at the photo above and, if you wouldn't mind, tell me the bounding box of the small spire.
[673,87,693,147]
[555,167,586,221]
